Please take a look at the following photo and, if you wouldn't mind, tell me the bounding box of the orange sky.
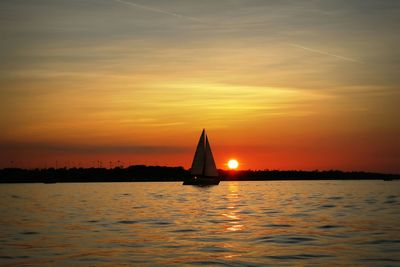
[0,1,399,173]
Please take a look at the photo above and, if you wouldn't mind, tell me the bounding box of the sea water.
[0,181,399,266]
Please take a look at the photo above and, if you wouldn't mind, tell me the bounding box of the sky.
[0,0,399,172]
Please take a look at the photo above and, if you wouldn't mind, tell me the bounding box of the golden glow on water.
[0,181,399,266]
[224,182,244,232]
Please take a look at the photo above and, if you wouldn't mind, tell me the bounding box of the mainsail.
[190,129,218,177]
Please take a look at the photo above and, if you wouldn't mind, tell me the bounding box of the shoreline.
[1,165,399,183]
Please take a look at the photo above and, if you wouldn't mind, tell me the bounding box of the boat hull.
[183,176,220,186]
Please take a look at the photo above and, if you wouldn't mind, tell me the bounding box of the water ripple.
[1,181,399,266]
[264,224,292,228]
[265,253,333,260]
[317,225,343,229]
[19,231,39,235]
[116,220,138,224]
[319,204,336,208]
[255,235,316,244]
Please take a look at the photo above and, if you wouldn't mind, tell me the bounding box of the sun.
[227,159,239,170]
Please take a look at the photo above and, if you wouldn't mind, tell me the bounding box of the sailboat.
[183,129,220,186]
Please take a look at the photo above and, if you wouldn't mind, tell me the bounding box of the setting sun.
[228,159,239,170]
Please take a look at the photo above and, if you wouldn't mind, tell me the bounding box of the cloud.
[0,142,190,154]
[113,0,202,22]
[288,43,362,63]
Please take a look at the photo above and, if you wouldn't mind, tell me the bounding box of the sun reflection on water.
[223,182,244,232]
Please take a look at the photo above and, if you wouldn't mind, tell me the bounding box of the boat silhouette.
[183,129,220,186]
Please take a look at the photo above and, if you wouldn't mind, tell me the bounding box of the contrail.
[114,0,202,22]
[114,1,361,63]
[288,43,362,63]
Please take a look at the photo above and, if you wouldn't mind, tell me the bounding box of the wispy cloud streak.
[0,142,190,154]
[113,1,362,64]
[288,43,362,63]
[114,0,202,22]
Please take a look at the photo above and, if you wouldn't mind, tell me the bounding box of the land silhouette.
[0,165,398,183]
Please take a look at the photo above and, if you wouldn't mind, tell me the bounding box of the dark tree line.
[219,169,399,181]
[0,165,398,183]
[0,165,188,183]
